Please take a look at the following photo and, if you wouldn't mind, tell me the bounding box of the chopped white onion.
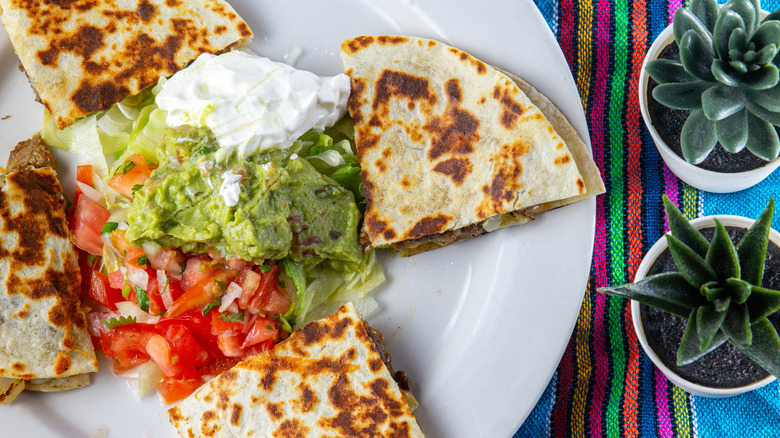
[115,301,160,324]
[142,241,161,263]
[125,265,149,290]
[75,181,102,204]
[227,302,240,314]
[118,360,162,398]
[157,270,173,309]
[219,282,244,312]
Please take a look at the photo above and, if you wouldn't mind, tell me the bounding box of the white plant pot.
[631,215,780,397]
[638,23,780,193]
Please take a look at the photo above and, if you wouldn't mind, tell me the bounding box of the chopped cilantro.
[202,296,221,316]
[101,222,119,234]
[114,358,120,365]
[121,283,132,299]
[219,312,244,322]
[86,254,98,265]
[131,184,144,195]
[265,325,273,330]
[215,280,226,288]
[136,287,150,312]
[105,315,136,329]
[258,263,273,273]
[118,160,136,175]
[137,255,149,267]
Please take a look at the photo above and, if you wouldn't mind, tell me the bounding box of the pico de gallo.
[72,162,300,403]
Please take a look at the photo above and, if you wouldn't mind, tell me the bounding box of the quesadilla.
[341,36,604,255]
[0,0,252,129]
[168,302,424,437]
[0,135,98,403]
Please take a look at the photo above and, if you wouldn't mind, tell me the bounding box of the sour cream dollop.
[156,51,350,160]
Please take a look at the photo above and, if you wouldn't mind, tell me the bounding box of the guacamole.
[125,129,363,271]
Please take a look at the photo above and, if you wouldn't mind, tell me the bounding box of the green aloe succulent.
[598,196,780,376]
[646,0,780,164]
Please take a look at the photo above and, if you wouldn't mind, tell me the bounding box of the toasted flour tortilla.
[0,160,98,403]
[0,0,252,128]
[341,36,603,254]
[168,303,423,438]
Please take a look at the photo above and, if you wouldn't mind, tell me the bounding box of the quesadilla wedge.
[0,0,252,129]
[0,136,98,403]
[341,36,604,255]
[168,302,423,437]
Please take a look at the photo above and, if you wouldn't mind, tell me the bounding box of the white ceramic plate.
[0,1,595,437]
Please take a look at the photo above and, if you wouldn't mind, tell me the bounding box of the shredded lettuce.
[41,85,160,176]
[293,249,385,327]
[297,125,365,212]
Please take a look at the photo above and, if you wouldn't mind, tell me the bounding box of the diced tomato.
[145,272,165,315]
[236,270,262,309]
[166,269,238,318]
[210,310,244,335]
[70,194,110,256]
[181,256,220,291]
[242,317,279,348]
[256,285,293,316]
[157,377,203,404]
[108,154,153,200]
[164,325,210,377]
[76,165,94,187]
[101,323,158,374]
[151,248,182,272]
[216,333,244,357]
[88,270,125,311]
[107,269,125,289]
[245,266,291,316]
[145,334,174,376]
[109,229,144,259]
[156,310,222,358]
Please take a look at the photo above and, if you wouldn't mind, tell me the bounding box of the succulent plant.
[598,196,780,376]
[646,0,780,165]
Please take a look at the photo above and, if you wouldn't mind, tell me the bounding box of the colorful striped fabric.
[516,0,780,436]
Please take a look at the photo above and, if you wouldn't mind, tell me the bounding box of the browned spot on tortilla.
[424,79,479,160]
[229,403,242,426]
[14,304,30,319]
[405,214,451,239]
[168,407,183,423]
[433,158,472,185]
[555,154,571,166]
[37,25,105,67]
[383,229,396,240]
[299,316,351,346]
[12,363,25,372]
[374,159,387,173]
[344,36,375,54]
[493,84,526,129]
[301,383,317,413]
[577,178,585,194]
[275,419,310,437]
[136,0,157,22]
[373,70,436,111]
[54,353,72,375]
[377,36,408,45]
[237,22,251,38]
[369,358,383,372]
[474,141,528,217]
[348,78,367,125]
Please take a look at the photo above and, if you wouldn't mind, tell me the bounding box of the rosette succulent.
[598,196,780,376]
[646,0,780,164]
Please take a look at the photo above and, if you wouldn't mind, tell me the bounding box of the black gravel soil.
[640,226,780,388]
[646,43,770,173]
